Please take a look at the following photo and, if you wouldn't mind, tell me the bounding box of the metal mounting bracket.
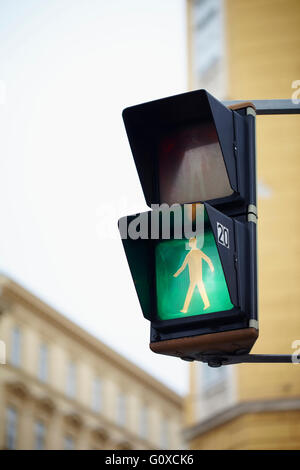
[223,99,300,115]
[196,353,300,368]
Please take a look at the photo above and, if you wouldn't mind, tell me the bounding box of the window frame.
[34,419,46,450]
[38,343,49,383]
[11,325,22,367]
[66,360,77,399]
[5,406,18,450]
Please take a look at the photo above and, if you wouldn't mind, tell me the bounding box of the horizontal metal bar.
[223,99,300,115]
[197,353,299,367]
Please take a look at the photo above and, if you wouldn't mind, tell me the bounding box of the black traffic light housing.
[119,90,258,361]
[122,89,256,217]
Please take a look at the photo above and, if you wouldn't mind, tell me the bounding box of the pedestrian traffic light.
[119,89,258,361]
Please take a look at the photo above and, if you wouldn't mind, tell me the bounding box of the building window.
[66,361,76,398]
[160,418,169,449]
[202,363,227,394]
[139,405,148,440]
[38,344,49,383]
[196,362,236,422]
[5,406,18,449]
[190,0,226,97]
[0,339,6,364]
[116,392,126,427]
[92,377,102,413]
[64,435,75,450]
[34,420,46,450]
[11,326,21,367]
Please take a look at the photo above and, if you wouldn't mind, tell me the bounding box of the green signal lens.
[155,221,233,321]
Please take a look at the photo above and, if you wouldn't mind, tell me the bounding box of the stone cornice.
[183,397,300,441]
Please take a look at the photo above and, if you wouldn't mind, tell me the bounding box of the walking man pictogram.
[173,237,214,313]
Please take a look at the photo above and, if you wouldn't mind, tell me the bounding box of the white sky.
[0,0,189,395]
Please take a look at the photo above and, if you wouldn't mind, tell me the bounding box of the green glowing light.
[155,224,233,321]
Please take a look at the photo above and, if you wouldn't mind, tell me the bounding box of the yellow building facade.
[185,0,300,449]
[0,275,183,450]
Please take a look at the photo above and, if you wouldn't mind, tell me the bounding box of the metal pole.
[197,354,299,367]
[223,99,300,115]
